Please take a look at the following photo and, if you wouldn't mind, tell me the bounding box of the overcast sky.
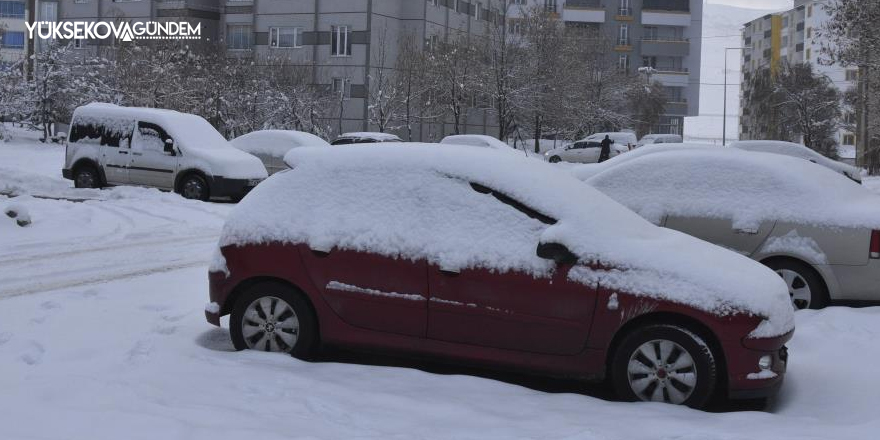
[708,0,792,10]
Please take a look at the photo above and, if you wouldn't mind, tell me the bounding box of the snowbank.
[218,144,793,336]
[231,130,330,158]
[581,148,880,231]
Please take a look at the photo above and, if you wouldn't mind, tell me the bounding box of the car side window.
[331,138,353,145]
[136,122,172,153]
[69,123,101,145]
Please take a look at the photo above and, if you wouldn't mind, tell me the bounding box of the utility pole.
[723,47,746,146]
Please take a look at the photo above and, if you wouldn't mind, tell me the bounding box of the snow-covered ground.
[3,131,880,439]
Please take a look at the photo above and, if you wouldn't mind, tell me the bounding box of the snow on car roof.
[339,132,402,141]
[581,148,880,231]
[231,130,330,157]
[439,135,512,150]
[219,144,793,337]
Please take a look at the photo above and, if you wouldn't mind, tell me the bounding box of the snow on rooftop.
[219,144,793,337]
[581,148,880,231]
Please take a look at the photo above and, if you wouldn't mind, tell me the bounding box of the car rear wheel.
[230,282,317,359]
[73,165,101,189]
[612,324,716,408]
[179,174,209,201]
[764,259,827,310]
[549,156,562,163]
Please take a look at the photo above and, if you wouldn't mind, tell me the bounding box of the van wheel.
[179,174,209,201]
[230,282,318,360]
[611,324,717,408]
[74,165,101,189]
[549,156,562,163]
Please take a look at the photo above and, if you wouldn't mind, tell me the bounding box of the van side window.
[69,123,102,144]
[136,122,172,152]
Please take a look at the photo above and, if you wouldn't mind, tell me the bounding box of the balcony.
[654,70,689,87]
[562,0,605,24]
[641,38,690,56]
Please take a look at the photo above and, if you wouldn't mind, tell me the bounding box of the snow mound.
[231,130,330,158]
[219,144,793,336]
[581,148,880,230]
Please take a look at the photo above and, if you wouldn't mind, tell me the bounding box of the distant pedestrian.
[599,135,612,163]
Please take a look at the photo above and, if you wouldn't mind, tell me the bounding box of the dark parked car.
[207,144,794,408]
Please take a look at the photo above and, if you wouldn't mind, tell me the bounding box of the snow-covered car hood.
[220,144,793,337]
[571,143,719,179]
[580,148,880,231]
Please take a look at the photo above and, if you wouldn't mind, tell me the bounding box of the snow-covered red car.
[207,144,794,408]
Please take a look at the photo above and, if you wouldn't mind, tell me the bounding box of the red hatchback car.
[207,144,794,408]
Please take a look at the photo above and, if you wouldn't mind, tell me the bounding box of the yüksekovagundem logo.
[27,21,201,42]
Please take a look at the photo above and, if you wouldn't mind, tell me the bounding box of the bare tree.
[774,62,841,156]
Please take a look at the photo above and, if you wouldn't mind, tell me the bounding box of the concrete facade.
[552,0,703,135]
[739,0,857,153]
[0,0,29,65]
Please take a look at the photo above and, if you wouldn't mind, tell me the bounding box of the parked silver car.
[574,147,880,309]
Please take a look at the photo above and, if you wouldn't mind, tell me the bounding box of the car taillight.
[871,230,880,259]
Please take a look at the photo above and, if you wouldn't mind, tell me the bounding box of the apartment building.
[739,0,857,154]
[550,0,703,135]
[0,0,28,66]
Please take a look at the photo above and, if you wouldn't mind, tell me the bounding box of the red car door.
[298,245,428,338]
[427,264,597,355]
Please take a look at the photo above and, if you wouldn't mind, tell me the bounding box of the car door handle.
[734,228,759,235]
[439,267,460,276]
[118,150,129,154]
[132,152,143,156]
[309,246,331,257]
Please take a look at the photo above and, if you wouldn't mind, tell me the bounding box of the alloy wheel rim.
[776,269,811,310]
[627,339,697,404]
[242,296,299,352]
[183,179,204,199]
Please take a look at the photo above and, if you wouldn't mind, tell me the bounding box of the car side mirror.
[164,139,176,155]
[536,242,577,265]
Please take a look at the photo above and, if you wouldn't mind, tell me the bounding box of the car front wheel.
[764,259,827,310]
[230,282,317,359]
[549,156,562,163]
[612,324,717,408]
[179,174,210,201]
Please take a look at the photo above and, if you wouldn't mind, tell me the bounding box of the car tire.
[549,156,562,163]
[230,282,318,360]
[73,164,101,189]
[764,259,828,310]
[179,174,210,201]
[611,324,717,408]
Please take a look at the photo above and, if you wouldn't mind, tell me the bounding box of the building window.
[619,0,632,16]
[270,27,302,49]
[618,24,629,46]
[618,54,629,71]
[331,25,351,56]
[843,134,855,146]
[227,25,253,50]
[846,70,858,81]
[0,30,24,48]
[544,0,558,13]
[427,0,437,6]
[782,35,788,47]
[73,38,86,49]
[807,27,812,38]
[476,2,483,20]
[782,16,789,28]
[806,48,811,60]
[426,34,440,51]
[332,78,351,101]
[0,1,25,19]
[807,5,812,17]
[40,1,57,21]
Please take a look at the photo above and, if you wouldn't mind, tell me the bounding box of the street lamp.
[723,47,746,146]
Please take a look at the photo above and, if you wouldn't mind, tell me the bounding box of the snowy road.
[3,132,880,439]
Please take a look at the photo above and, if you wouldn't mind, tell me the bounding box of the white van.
[62,103,268,201]
[636,134,683,148]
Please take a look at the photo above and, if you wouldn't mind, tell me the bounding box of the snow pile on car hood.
[581,148,880,230]
[219,144,793,337]
[73,103,266,179]
[231,130,330,158]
